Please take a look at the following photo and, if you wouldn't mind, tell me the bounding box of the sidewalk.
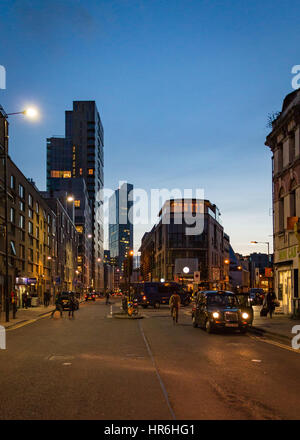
[251,306,300,341]
[0,305,55,329]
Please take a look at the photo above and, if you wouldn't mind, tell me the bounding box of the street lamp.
[250,241,270,263]
[67,195,74,202]
[0,106,39,322]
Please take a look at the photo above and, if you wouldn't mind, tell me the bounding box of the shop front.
[275,245,298,314]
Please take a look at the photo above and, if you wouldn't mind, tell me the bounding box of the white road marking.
[251,359,262,363]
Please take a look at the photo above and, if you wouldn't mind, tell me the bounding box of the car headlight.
[242,312,249,319]
[212,312,219,319]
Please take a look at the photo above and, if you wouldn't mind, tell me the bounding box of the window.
[19,184,24,199]
[28,208,33,219]
[28,194,33,207]
[19,201,25,211]
[279,189,284,232]
[76,226,83,234]
[290,190,296,217]
[19,244,25,259]
[10,208,15,223]
[28,221,33,235]
[88,169,94,175]
[19,215,25,229]
[36,226,39,239]
[36,202,39,214]
[50,170,71,178]
[10,175,15,189]
[74,200,80,208]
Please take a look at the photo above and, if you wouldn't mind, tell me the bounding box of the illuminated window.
[73,154,76,160]
[77,256,82,263]
[76,226,83,234]
[73,146,76,152]
[88,169,94,175]
[79,168,82,175]
[74,200,80,208]
[50,170,71,178]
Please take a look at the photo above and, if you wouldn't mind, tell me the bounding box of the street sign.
[27,277,37,285]
[194,271,200,282]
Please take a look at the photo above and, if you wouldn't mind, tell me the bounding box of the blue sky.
[1,0,299,254]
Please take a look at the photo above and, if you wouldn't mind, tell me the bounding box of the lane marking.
[251,359,262,363]
[138,320,176,420]
[6,319,37,331]
[248,334,300,355]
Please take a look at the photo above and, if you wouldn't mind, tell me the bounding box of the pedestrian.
[105,290,110,305]
[169,291,181,324]
[51,292,63,318]
[44,290,50,307]
[22,291,28,309]
[263,291,276,318]
[11,291,18,319]
[68,293,76,319]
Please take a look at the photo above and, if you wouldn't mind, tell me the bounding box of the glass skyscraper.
[109,183,134,273]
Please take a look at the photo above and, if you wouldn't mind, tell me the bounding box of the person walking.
[22,291,28,309]
[51,292,63,318]
[105,290,110,305]
[68,293,76,319]
[44,290,50,307]
[11,291,18,319]
[169,292,181,324]
[263,291,276,318]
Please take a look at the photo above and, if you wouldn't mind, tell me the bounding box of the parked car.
[85,292,96,301]
[60,291,79,310]
[192,290,252,333]
[133,282,191,309]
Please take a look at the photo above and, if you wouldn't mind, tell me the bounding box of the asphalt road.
[0,298,300,420]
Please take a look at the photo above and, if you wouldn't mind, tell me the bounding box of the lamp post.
[0,106,39,322]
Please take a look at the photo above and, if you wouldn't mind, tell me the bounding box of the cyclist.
[169,292,181,324]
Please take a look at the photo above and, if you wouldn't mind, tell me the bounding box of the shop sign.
[27,277,37,285]
[278,246,297,261]
[16,277,28,285]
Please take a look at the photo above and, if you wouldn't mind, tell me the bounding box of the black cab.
[192,290,253,333]
[133,282,191,309]
[60,291,79,310]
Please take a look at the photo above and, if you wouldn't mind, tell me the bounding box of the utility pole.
[0,107,10,322]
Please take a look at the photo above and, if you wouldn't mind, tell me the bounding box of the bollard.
[0,325,6,350]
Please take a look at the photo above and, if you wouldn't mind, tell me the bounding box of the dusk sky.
[1,0,299,254]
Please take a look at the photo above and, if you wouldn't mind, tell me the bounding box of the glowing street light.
[6,107,39,120]
[67,195,74,202]
[183,267,190,274]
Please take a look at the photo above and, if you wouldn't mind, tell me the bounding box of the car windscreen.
[207,294,239,307]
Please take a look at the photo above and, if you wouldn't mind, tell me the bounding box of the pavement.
[2,298,300,419]
[0,297,86,330]
[0,305,55,329]
[251,306,300,343]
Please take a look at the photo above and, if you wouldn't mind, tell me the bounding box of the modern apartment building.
[265,89,300,313]
[140,199,225,289]
[47,101,104,291]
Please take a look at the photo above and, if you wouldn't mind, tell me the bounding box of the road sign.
[194,271,200,282]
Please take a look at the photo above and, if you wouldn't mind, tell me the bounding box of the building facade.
[41,194,78,294]
[0,154,56,309]
[47,101,104,291]
[140,199,225,289]
[266,89,300,313]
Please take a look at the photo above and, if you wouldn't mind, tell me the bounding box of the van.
[133,282,190,309]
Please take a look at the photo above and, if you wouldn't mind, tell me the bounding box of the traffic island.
[109,312,144,320]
